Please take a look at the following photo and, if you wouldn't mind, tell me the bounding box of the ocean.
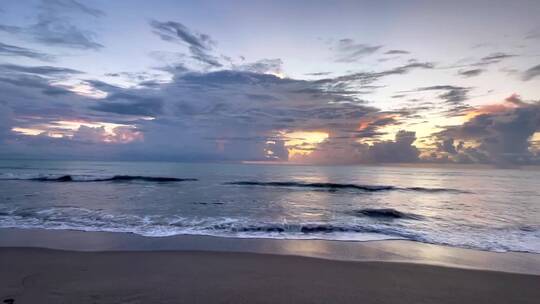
[0,160,538,253]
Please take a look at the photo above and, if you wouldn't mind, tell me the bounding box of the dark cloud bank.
[0,53,438,163]
[428,95,540,165]
[3,59,538,166]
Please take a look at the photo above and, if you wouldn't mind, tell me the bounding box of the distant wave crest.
[0,175,197,183]
[347,208,423,220]
[0,174,467,193]
[226,181,468,193]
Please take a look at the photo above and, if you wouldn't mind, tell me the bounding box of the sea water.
[0,160,538,253]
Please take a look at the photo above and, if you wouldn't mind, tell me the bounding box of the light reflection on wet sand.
[1,228,539,275]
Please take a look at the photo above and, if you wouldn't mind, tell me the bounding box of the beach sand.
[1,247,539,304]
[1,229,539,303]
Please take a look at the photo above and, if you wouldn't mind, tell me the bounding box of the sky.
[0,0,539,165]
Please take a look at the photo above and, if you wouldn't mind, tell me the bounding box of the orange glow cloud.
[282,131,329,158]
[356,113,401,143]
[109,127,143,143]
[11,120,142,144]
[357,114,400,130]
[11,127,44,136]
[464,94,523,120]
[530,132,540,152]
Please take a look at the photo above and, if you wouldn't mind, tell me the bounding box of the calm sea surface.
[0,160,538,253]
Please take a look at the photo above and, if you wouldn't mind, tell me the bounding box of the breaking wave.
[0,206,411,239]
[0,206,538,253]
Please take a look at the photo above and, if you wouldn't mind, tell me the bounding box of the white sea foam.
[0,206,538,253]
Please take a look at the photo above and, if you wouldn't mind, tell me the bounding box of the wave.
[0,206,411,239]
[208,222,407,234]
[0,207,538,253]
[226,181,394,191]
[0,174,197,183]
[347,208,423,220]
[226,181,468,193]
[0,175,466,193]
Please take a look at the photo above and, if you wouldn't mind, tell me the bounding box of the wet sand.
[1,228,539,274]
[1,247,539,304]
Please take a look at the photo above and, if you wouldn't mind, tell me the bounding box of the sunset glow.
[283,131,329,158]
[11,127,44,136]
[12,121,142,144]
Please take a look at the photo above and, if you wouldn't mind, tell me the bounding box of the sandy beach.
[0,247,538,304]
[0,229,539,303]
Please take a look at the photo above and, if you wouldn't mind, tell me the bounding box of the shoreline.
[1,228,539,275]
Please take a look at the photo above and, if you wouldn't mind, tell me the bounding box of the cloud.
[150,20,214,50]
[525,28,540,40]
[71,125,110,143]
[304,72,332,76]
[265,140,289,160]
[414,85,471,105]
[0,0,104,50]
[299,130,420,164]
[479,53,516,65]
[386,62,435,74]
[150,20,222,67]
[30,22,103,50]
[39,0,104,18]
[236,58,283,75]
[316,61,434,92]
[458,68,484,78]
[522,64,540,81]
[433,97,540,165]
[245,94,280,102]
[438,88,470,105]
[0,102,14,142]
[447,52,517,71]
[1,61,392,161]
[0,24,23,34]
[0,42,54,61]
[384,49,410,55]
[363,130,420,163]
[0,74,70,98]
[0,63,82,76]
[333,39,382,62]
[354,114,401,138]
[437,138,457,155]
[71,125,142,144]
[504,93,527,106]
[90,93,164,116]
[189,47,222,67]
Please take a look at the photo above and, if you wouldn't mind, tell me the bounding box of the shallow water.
[0,160,538,253]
